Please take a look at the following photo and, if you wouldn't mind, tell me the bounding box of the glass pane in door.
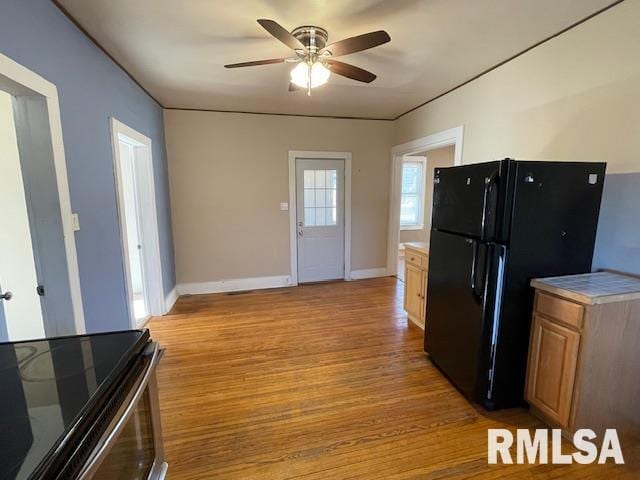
[302,169,338,227]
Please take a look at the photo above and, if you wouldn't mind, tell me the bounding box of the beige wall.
[399,145,455,245]
[394,0,640,175]
[165,109,393,284]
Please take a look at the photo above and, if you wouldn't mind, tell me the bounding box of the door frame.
[288,150,352,285]
[0,52,85,335]
[110,118,165,327]
[387,126,465,276]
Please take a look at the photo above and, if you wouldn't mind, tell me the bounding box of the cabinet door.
[404,263,424,323]
[526,315,580,427]
[419,272,427,323]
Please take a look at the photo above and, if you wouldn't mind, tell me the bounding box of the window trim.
[399,156,427,231]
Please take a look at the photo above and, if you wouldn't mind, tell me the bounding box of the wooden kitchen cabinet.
[403,243,428,329]
[526,312,581,427]
[526,272,640,440]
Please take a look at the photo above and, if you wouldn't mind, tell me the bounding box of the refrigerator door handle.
[466,239,480,299]
[470,240,477,292]
[480,171,499,241]
[487,244,507,400]
[470,240,484,301]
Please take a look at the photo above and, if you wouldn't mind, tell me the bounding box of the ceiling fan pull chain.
[307,63,312,96]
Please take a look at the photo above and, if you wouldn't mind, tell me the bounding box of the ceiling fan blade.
[224,58,287,68]
[325,59,376,83]
[257,19,305,50]
[321,30,390,57]
[288,83,303,92]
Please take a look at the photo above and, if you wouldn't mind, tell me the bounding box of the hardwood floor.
[149,278,639,479]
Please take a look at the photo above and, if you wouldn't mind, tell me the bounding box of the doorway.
[296,158,345,283]
[110,118,164,328]
[396,147,458,281]
[0,90,44,340]
[288,151,352,285]
[387,127,464,278]
[0,52,85,342]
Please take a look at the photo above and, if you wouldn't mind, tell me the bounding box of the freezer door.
[431,161,502,239]
[424,230,489,398]
[509,161,606,277]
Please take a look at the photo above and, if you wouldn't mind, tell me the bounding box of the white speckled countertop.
[531,271,640,305]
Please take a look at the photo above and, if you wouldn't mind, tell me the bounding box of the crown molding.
[393,0,626,120]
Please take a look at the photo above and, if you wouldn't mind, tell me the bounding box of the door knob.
[0,291,12,301]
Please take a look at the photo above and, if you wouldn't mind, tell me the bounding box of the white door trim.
[110,118,165,327]
[0,52,86,334]
[288,150,352,285]
[387,126,465,276]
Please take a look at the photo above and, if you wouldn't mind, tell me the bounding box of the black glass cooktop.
[0,330,149,480]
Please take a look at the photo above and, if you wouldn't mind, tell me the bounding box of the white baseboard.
[177,275,293,295]
[349,268,390,280]
[164,287,179,314]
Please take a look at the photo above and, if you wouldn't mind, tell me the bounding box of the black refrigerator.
[424,159,606,410]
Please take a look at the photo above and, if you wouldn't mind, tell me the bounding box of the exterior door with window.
[296,159,345,283]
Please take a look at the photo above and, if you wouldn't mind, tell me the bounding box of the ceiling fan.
[224,19,391,95]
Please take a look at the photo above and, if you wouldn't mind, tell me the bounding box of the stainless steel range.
[0,329,167,479]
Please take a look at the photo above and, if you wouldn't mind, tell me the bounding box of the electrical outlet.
[71,213,80,231]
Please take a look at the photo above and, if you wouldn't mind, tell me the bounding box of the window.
[303,169,337,226]
[400,158,426,229]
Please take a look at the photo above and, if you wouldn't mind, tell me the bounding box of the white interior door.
[296,158,345,283]
[116,138,150,326]
[0,90,45,341]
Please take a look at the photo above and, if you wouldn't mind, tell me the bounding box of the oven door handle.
[77,342,161,479]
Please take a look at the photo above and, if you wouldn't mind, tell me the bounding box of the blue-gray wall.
[593,173,640,276]
[0,0,175,333]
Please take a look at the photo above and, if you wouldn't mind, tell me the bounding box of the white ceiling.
[58,0,616,119]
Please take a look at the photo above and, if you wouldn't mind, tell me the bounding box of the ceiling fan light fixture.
[290,62,330,89]
[226,20,389,92]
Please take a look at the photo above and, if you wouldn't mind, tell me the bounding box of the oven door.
[78,342,167,480]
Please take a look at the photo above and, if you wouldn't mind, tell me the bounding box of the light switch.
[280,202,289,211]
[71,213,80,231]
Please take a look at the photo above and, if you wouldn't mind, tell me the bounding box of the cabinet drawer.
[405,250,426,268]
[535,292,583,330]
